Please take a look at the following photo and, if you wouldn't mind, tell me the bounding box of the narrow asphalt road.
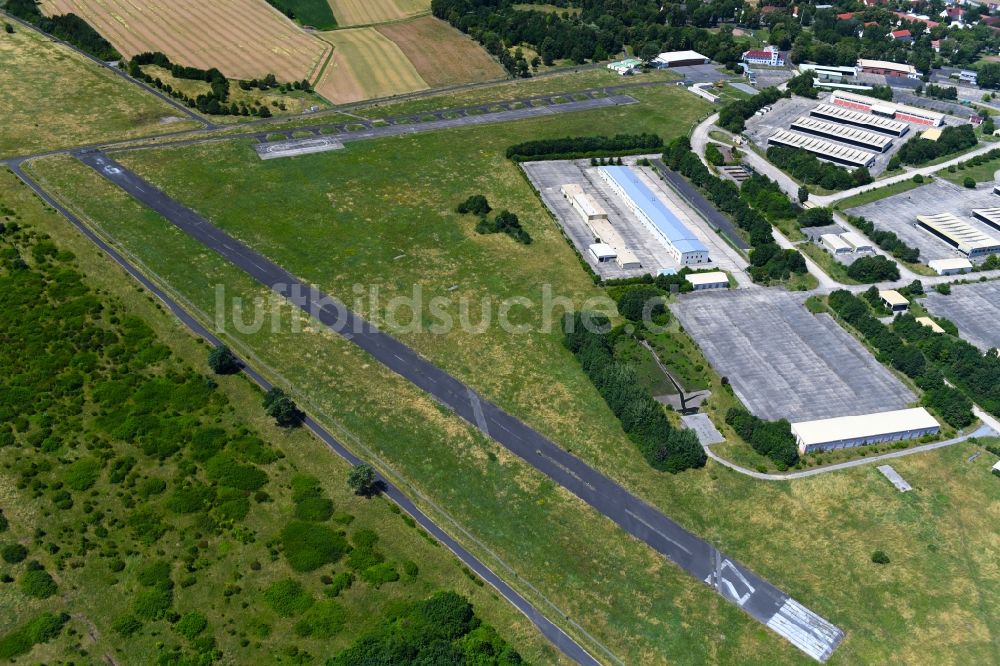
[75,151,846,663]
[7,161,602,666]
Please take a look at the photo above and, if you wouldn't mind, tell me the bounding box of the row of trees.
[6,0,119,60]
[562,313,706,473]
[766,145,873,192]
[847,214,920,264]
[725,409,798,468]
[718,87,784,134]
[663,137,808,284]
[897,125,977,166]
[827,290,974,428]
[505,133,663,161]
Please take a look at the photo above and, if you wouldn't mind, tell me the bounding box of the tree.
[208,345,240,375]
[263,387,302,427]
[964,176,976,189]
[797,186,809,203]
[4,23,13,34]
[871,550,890,564]
[455,195,491,216]
[705,143,725,166]
[347,463,377,496]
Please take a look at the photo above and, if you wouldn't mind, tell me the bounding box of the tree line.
[6,0,119,61]
[505,133,663,161]
[562,313,706,473]
[663,137,807,284]
[827,290,974,428]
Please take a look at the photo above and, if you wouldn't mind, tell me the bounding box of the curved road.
[8,160,602,666]
[72,151,845,663]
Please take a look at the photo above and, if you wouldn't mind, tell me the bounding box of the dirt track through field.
[40,0,331,82]
[376,16,504,88]
[315,27,427,104]
[328,0,429,26]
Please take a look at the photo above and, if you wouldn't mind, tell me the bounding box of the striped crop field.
[377,16,504,88]
[328,0,429,27]
[315,27,427,104]
[39,0,331,83]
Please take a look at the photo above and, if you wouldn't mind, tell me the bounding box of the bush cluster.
[725,409,798,468]
[897,125,977,166]
[846,255,900,283]
[767,145,873,191]
[0,612,69,660]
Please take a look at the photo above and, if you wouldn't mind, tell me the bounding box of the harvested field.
[39,0,331,82]
[329,0,429,27]
[0,26,198,156]
[315,27,427,104]
[376,16,504,88]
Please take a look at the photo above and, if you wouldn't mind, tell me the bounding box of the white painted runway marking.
[624,509,692,556]
[766,598,844,663]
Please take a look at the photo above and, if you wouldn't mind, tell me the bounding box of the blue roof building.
[598,166,710,265]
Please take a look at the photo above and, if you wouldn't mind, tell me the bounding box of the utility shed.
[685,271,729,290]
[928,257,973,275]
[792,408,940,454]
[879,289,909,312]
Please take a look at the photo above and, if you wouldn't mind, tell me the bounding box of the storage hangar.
[857,58,919,79]
[840,231,874,253]
[927,257,973,275]
[791,407,940,454]
[831,90,945,127]
[810,103,909,136]
[685,271,729,290]
[821,233,852,254]
[652,50,710,68]
[767,129,877,168]
[790,116,894,152]
[798,63,858,82]
[879,289,910,312]
[598,166,710,265]
[561,184,641,270]
[971,207,1000,233]
[917,213,1000,258]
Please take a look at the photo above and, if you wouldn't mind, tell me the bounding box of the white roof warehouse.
[791,408,940,455]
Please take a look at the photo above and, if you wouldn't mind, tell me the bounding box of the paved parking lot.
[923,281,1000,352]
[846,179,1000,263]
[671,63,729,83]
[671,291,915,422]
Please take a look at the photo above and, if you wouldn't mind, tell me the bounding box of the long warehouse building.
[792,408,940,455]
[767,129,876,168]
[810,103,909,136]
[790,116,894,152]
[831,90,945,127]
[917,212,1000,258]
[598,166,710,265]
[971,207,1000,233]
[560,184,641,269]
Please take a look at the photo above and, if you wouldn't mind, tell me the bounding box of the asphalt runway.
[78,151,845,662]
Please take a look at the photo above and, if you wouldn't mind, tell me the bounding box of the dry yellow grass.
[314,27,427,104]
[376,16,504,88]
[329,0,429,26]
[39,0,331,82]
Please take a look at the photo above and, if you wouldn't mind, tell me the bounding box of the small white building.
[685,271,729,290]
[879,289,910,312]
[607,58,643,75]
[792,408,940,454]
[840,231,874,253]
[589,243,617,264]
[928,257,973,275]
[821,233,852,254]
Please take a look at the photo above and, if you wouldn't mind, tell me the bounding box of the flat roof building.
[561,184,640,270]
[792,407,940,454]
[971,207,1000,233]
[927,257,973,275]
[916,316,945,334]
[810,103,908,136]
[840,231,873,253]
[652,50,710,68]
[799,63,858,80]
[561,184,608,222]
[917,212,1000,258]
[607,58,643,75]
[821,233,852,254]
[589,243,617,263]
[767,129,877,168]
[879,289,909,312]
[599,166,710,265]
[685,271,729,289]
[858,58,919,79]
[790,116,894,152]
[831,90,945,126]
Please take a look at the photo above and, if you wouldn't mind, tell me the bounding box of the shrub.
[112,615,143,637]
[455,195,491,216]
[133,587,173,620]
[325,571,354,597]
[20,567,58,598]
[295,496,334,522]
[207,346,240,374]
[935,283,951,295]
[475,210,532,244]
[63,457,101,491]
[403,560,419,578]
[293,600,346,637]
[964,176,976,188]
[264,579,314,617]
[137,477,167,498]
[137,560,172,589]
[361,562,399,588]
[0,612,69,659]
[280,521,347,572]
[204,453,267,491]
[871,550,890,564]
[1,543,27,564]
[175,611,208,640]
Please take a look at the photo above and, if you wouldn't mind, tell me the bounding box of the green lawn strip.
[940,155,1000,185]
[833,178,926,211]
[23,157,796,665]
[0,26,199,157]
[0,168,546,664]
